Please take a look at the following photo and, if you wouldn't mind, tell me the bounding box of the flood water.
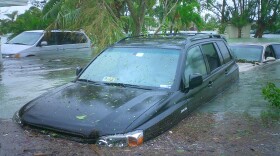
[0,56,92,118]
[0,35,280,119]
[199,61,280,116]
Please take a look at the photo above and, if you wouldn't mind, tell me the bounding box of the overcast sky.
[0,0,47,19]
[0,4,31,19]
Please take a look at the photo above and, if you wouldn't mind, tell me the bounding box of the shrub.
[262,82,280,108]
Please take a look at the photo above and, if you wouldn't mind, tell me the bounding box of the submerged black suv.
[15,34,239,147]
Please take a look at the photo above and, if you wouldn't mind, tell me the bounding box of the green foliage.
[152,0,204,33]
[218,23,227,34]
[0,7,51,37]
[177,0,204,31]
[203,14,218,31]
[42,0,125,53]
[261,82,280,125]
[230,11,249,29]
[1,0,206,54]
[262,82,280,108]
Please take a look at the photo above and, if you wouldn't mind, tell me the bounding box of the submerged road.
[0,55,91,118]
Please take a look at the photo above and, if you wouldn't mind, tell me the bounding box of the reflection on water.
[199,61,280,116]
[0,55,92,119]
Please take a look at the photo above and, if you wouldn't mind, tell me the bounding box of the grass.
[261,106,280,126]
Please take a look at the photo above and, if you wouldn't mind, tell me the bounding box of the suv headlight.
[13,111,23,126]
[14,53,21,58]
[97,130,143,147]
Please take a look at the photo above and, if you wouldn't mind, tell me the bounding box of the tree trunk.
[238,27,242,38]
[254,22,265,38]
[134,21,142,36]
[218,0,227,34]
[221,0,226,23]
[125,0,146,36]
[169,16,175,34]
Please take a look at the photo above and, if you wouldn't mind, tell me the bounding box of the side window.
[42,32,56,45]
[201,43,221,72]
[217,41,232,63]
[57,32,87,45]
[57,32,73,45]
[265,46,276,59]
[184,46,207,86]
[75,33,87,43]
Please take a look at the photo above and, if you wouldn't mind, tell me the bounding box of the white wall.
[224,24,251,38]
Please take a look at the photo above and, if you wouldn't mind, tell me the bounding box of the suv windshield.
[7,32,43,45]
[79,47,180,88]
[230,45,263,62]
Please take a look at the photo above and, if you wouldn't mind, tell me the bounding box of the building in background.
[224,24,251,39]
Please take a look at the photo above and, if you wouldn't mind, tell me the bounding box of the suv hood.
[1,43,32,55]
[18,82,170,138]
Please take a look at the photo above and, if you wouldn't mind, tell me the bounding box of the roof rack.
[188,34,226,41]
[116,33,226,44]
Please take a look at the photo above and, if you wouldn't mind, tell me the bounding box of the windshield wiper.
[103,82,151,90]
[10,42,27,45]
[77,79,102,84]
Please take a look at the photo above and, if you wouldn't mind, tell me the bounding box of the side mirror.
[76,67,83,76]
[263,56,276,63]
[189,73,203,89]
[40,41,48,46]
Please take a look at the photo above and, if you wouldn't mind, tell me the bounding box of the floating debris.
[76,115,87,120]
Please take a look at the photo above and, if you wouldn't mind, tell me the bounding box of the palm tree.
[43,0,156,54]
[5,11,18,22]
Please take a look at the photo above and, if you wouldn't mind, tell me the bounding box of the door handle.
[208,81,213,87]
[225,69,228,75]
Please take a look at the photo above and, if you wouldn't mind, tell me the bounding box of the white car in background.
[1,30,92,58]
[230,43,280,72]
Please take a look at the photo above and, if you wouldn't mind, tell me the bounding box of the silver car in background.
[1,30,92,58]
[230,43,280,72]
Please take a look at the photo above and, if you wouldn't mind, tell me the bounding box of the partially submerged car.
[230,43,280,72]
[1,30,91,58]
[14,34,239,147]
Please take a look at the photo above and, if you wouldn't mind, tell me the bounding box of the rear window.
[217,41,232,63]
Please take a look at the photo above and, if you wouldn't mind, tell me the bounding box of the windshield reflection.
[230,45,263,62]
[7,32,43,45]
[79,47,180,88]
